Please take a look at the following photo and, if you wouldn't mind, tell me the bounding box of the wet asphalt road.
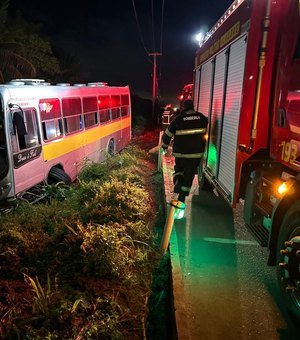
[171,190,300,340]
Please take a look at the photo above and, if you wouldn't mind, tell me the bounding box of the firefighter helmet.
[182,99,194,110]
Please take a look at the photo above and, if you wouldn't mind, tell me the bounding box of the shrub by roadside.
[0,143,164,339]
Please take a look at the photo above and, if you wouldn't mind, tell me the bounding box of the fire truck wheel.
[48,167,71,186]
[276,202,300,322]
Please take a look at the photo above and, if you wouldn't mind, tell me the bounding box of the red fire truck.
[194,0,300,320]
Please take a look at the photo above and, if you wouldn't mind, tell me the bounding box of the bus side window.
[98,95,111,123]
[99,109,111,123]
[83,96,98,129]
[121,107,129,117]
[39,98,63,141]
[62,97,83,135]
[42,119,62,141]
[111,95,121,120]
[121,95,129,117]
[111,108,120,120]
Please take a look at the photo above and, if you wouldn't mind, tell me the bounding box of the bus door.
[10,107,44,196]
[0,105,13,203]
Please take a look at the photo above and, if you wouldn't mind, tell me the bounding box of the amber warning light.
[277,182,288,195]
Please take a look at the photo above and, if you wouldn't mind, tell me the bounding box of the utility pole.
[149,52,162,119]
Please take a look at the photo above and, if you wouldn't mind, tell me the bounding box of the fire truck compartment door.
[198,61,213,117]
[207,49,227,176]
[217,35,247,201]
[193,66,200,111]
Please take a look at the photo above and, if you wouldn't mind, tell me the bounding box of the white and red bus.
[0,79,131,205]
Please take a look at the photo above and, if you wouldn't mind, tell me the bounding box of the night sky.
[8,0,233,105]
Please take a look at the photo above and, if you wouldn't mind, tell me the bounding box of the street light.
[195,31,204,45]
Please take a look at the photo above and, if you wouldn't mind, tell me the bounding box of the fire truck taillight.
[277,182,288,195]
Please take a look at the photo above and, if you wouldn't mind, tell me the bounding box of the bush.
[0,142,161,339]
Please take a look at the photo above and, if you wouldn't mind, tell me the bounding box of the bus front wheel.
[48,167,71,185]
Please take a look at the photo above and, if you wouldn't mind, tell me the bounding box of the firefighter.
[161,99,208,203]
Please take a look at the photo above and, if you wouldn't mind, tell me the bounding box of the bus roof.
[0,79,130,100]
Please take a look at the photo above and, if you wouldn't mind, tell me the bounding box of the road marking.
[203,237,258,246]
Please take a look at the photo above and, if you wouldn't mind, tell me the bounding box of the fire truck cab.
[193,0,300,320]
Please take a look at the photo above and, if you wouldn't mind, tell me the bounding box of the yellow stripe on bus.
[43,117,131,161]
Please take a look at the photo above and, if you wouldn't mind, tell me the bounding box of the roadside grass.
[0,142,164,339]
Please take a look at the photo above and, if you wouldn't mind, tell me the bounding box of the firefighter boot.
[174,175,183,193]
[178,192,186,203]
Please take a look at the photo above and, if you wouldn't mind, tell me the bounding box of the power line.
[131,0,165,111]
[159,0,165,54]
[157,0,165,87]
[131,0,152,63]
[151,0,155,52]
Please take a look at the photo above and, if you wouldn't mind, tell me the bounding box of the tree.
[0,0,61,83]
[0,0,36,82]
[10,12,61,81]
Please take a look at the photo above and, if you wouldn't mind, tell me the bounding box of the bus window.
[64,116,83,134]
[121,107,129,117]
[83,96,98,128]
[39,98,63,141]
[42,119,62,141]
[84,113,98,128]
[62,98,83,134]
[121,95,130,117]
[121,95,129,106]
[98,96,111,123]
[24,109,40,148]
[99,109,111,123]
[111,95,121,120]
[111,108,120,120]
[12,109,40,151]
[98,96,111,109]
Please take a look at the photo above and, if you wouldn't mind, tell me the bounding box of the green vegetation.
[0,143,165,339]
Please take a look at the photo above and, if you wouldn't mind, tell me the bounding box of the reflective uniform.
[162,108,208,201]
